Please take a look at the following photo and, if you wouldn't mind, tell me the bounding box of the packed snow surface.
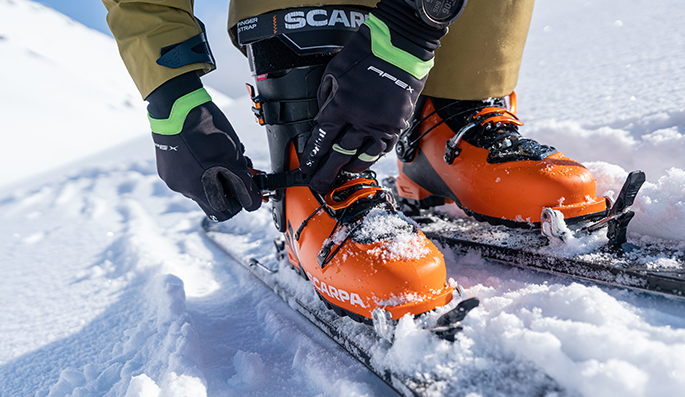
[1,0,685,396]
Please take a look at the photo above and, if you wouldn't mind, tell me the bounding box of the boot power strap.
[253,169,312,192]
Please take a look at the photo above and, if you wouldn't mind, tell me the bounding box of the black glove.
[300,0,448,193]
[147,72,261,222]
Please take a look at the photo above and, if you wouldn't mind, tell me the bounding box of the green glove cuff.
[148,88,212,135]
[365,14,434,80]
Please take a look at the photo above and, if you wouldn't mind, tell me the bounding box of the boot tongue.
[473,123,558,163]
[487,136,558,163]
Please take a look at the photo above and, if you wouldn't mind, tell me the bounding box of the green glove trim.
[332,144,358,156]
[365,14,434,80]
[357,152,380,162]
[148,88,212,135]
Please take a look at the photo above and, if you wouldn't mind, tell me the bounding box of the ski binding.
[385,170,685,300]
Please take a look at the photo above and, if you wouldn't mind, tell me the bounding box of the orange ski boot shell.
[281,147,453,322]
[396,96,608,226]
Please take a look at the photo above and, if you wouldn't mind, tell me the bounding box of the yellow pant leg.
[425,0,535,100]
[227,0,535,100]
[103,0,214,99]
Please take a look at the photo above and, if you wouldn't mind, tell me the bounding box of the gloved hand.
[147,72,261,222]
[300,0,448,193]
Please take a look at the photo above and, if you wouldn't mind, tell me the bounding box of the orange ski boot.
[245,35,454,322]
[281,148,453,322]
[394,93,609,227]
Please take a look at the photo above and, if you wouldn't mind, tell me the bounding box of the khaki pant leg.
[424,0,535,100]
[228,0,535,101]
[103,0,213,99]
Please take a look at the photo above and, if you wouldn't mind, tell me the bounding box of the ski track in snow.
[1,0,685,396]
[0,158,389,396]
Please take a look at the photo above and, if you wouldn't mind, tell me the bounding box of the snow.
[1,0,685,396]
[0,0,233,189]
[352,209,431,262]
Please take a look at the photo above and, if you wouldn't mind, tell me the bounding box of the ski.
[425,224,685,299]
[201,217,481,397]
[391,171,685,300]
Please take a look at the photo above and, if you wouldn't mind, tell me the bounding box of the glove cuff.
[372,0,448,61]
[363,14,434,80]
[146,72,211,136]
[146,71,204,119]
